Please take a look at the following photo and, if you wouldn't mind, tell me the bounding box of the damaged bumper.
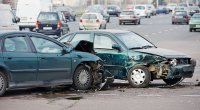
[167,65,195,79]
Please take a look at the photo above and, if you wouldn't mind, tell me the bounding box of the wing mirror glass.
[112,44,121,51]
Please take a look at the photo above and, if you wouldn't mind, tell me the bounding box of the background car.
[126,5,134,11]
[189,13,200,32]
[119,10,141,25]
[172,6,188,14]
[167,3,177,12]
[189,6,200,16]
[53,6,76,21]
[59,30,196,88]
[0,31,107,96]
[36,11,69,37]
[107,5,121,17]
[79,13,106,30]
[134,4,151,18]
[172,11,190,24]
[147,4,156,16]
[156,6,170,14]
[86,7,110,23]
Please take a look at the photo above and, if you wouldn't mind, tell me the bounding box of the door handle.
[7,57,12,60]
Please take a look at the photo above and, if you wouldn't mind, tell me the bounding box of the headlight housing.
[132,55,144,61]
[170,59,177,66]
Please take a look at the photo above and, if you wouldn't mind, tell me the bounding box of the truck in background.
[16,0,53,31]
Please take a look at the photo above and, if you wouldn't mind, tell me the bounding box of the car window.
[4,36,31,52]
[94,34,117,49]
[31,37,63,54]
[38,13,58,21]
[59,33,73,42]
[71,33,91,42]
[135,6,145,10]
[175,11,187,15]
[82,14,97,19]
[121,11,134,15]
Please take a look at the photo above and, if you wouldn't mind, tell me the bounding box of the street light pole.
[91,0,94,5]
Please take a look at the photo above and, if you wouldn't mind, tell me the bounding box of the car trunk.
[38,20,58,30]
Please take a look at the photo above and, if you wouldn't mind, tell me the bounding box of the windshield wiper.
[141,45,154,49]
[129,47,143,50]
[129,45,154,50]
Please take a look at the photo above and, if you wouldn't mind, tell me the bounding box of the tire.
[119,21,122,25]
[138,19,141,24]
[172,22,174,24]
[128,66,151,88]
[19,27,23,31]
[0,71,7,96]
[189,28,193,32]
[73,65,92,90]
[73,16,76,21]
[163,77,182,85]
[194,29,196,32]
[186,22,189,25]
[29,28,34,31]
[104,24,106,29]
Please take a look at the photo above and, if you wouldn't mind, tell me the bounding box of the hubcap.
[0,75,4,91]
[131,69,145,85]
[78,69,89,85]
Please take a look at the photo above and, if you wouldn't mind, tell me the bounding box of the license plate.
[85,20,93,23]
[43,27,52,30]
[176,16,182,18]
[196,25,200,27]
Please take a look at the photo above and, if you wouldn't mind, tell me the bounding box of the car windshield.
[82,14,97,19]
[190,7,199,10]
[0,10,14,26]
[38,13,58,21]
[135,6,145,10]
[121,11,134,15]
[191,14,200,19]
[116,32,154,49]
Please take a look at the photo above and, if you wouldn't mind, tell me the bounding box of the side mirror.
[15,17,20,23]
[62,47,72,55]
[112,44,121,51]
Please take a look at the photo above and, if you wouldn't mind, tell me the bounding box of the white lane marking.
[145,35,149,37]
[181,95,200,97]
[138,95,162,97]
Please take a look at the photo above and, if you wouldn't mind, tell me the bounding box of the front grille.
[177,58,190,65]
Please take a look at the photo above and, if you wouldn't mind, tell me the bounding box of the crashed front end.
[128,51,196,80]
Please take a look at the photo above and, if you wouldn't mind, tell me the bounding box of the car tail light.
[57,20,61,28]
[132,16,136,18]
[96,19,100,23]
[36,20,39,29]
[80,19,83,22]
[183,16,188,19]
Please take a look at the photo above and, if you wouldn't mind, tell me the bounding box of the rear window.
[121,11,134,15]
[135,6,145,10]
[82,14,97,19]
[38,13,58,21]
[175,11,187,15]
[192,14,200,18]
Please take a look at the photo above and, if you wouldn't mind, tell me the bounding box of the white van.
[16,0,52,31]
[134,4,151,18]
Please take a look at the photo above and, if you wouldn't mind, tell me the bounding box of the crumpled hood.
[133,48,190,58]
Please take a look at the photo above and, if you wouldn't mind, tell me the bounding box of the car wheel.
[29,28,34,31]
[163,77,182,85]
[194,29,196,32]
[148,16,151,18]
[0,71,7,96]
[145,16,147,18]
[138,19,141,24]
[128,66,151,88]
[19,27,23,31]
[119,21,122,25]
[189,28,193,32]
[104,24,106,29]
[73,65,92,90]
[73,16,76,21]
[172,22,174,24]
[186,22,189,25]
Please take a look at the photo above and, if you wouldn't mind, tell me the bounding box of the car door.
[29,35,72,81]
[3,34,37,82]
[93,33,127,79]
[59,12,69,34]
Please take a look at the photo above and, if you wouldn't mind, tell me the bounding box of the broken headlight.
[170,59,177,66]
[132,55,144,61]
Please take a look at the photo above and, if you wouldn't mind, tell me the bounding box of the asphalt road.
[0,14,200,110]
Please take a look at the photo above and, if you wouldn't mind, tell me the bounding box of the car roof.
[0,31,47,37]
[78,29,130,34]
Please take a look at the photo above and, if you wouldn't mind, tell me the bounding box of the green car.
[59,30,196,88]
[0,31,111,96]
[189,13,200,32]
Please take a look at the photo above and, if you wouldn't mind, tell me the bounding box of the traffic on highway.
[0,0,200,110]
